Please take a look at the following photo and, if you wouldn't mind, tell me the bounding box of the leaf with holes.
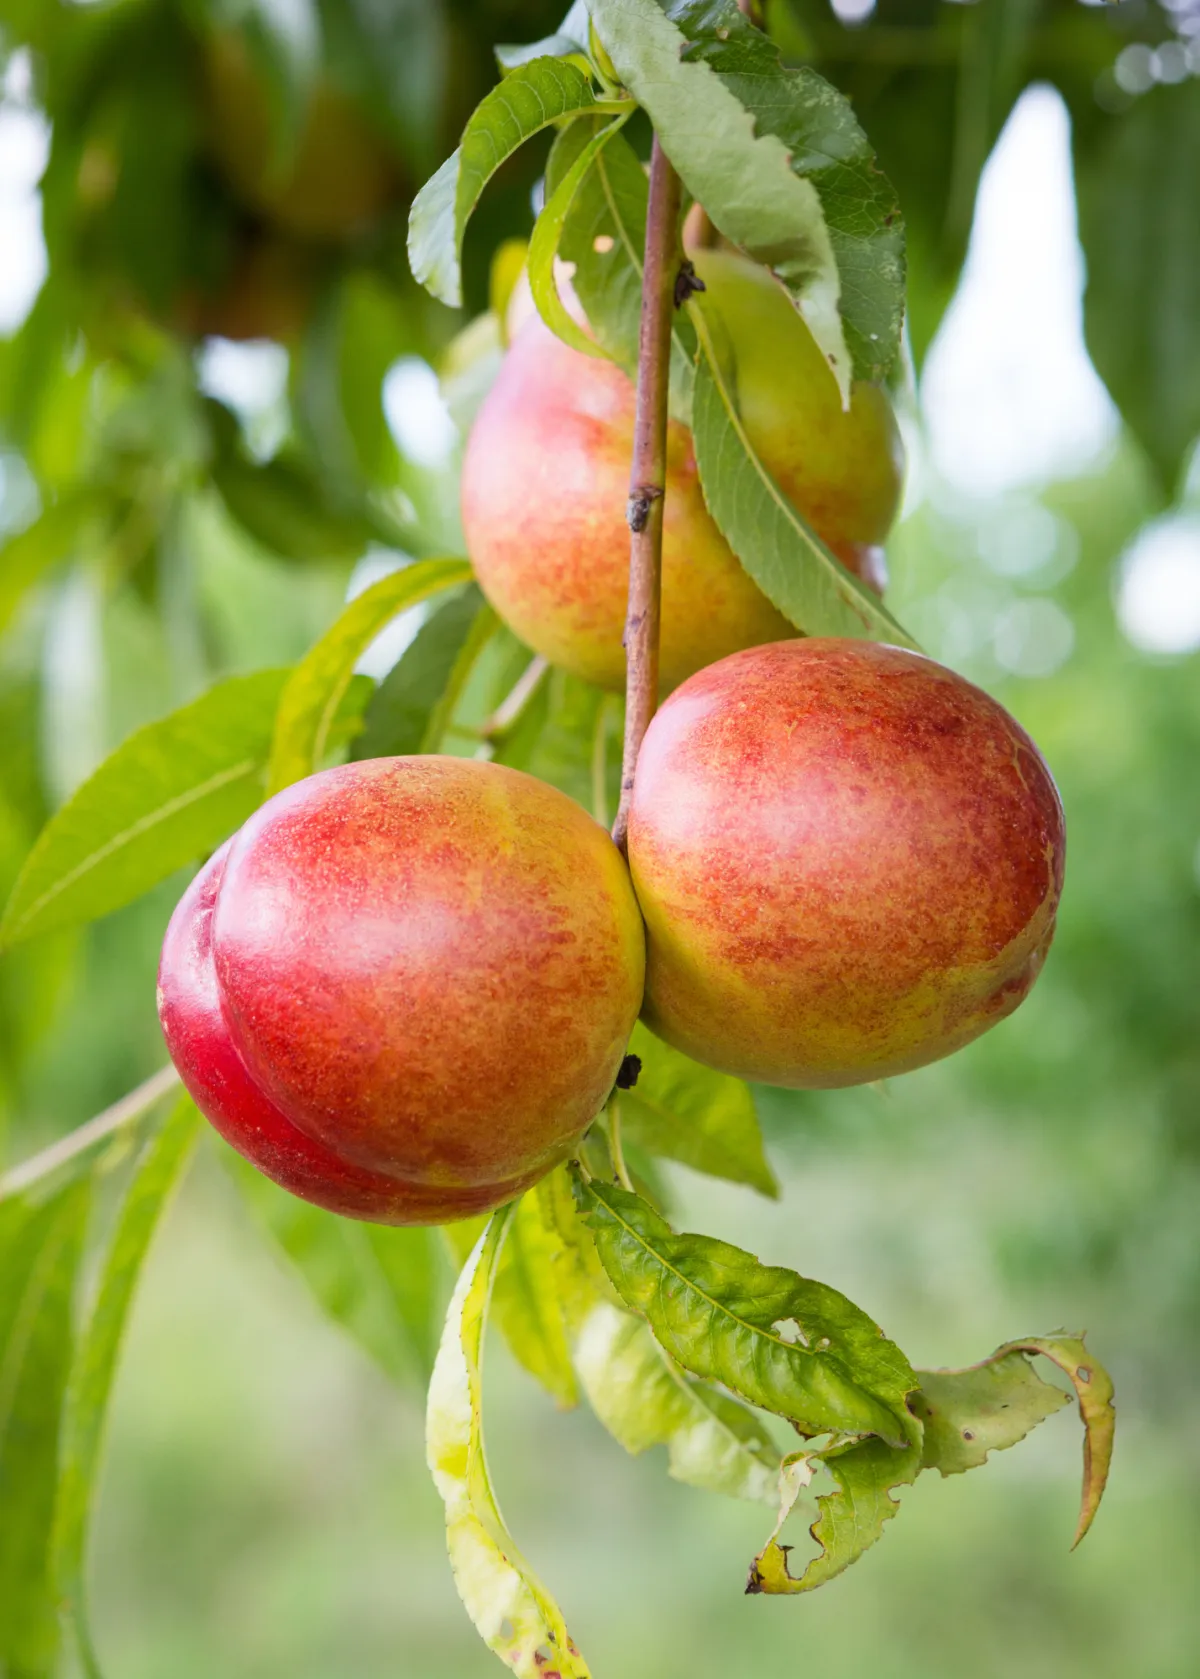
[574,1177,914,1442]
[409,56,630,309]
[912,1348,1070,1478]
[267,558,471,794]
[621,1025,776,1198]
[427,1209,591,1678]
[588,0,905,394]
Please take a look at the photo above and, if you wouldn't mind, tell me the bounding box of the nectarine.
[158,757,645,1223]
[461,249,903,691]
[627,640,1065,1087]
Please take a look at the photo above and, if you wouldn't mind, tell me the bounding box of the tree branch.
[611,137,683,852]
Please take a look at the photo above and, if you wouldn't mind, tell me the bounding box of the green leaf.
[747,1432,921,1595]
[0,670,291,949]
[496,2,591,72]
[574,1177,915,1442]
[588,0,905,392]
[491,1191,578,1409]
[911,1350,1070,1477]
[229,1157,440,1384]
[267,558,471,794]
[426,1209,591,1678]
[54,1097,201,1677]
[689,319,917,645]
[0,1179,91,1676]
[409,57,628,309]
[528,114,632,360]
[547,120,695,419]
[621,1025,776,1198]
[353,585,496,762]
[575,1299,777,1503]
[1076,81,1200,493]
[932,1334,1115,1548]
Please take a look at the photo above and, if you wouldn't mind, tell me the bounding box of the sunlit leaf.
[229,1157,441,1385]
[409,57,629,309]
[54,1097,201,1676]
[621,1025,777,1198]
[427,1209,591,1678]
[588,0,905,394]
[267,558,471,794]
[574,1177,914,1441]
[528,113,631,359]
[0,1179,91,1676]
[491,1191,578,1409]
[576,1299,777,1503]
[0,670,291,949]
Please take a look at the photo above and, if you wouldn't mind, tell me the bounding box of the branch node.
[626,485,664,534]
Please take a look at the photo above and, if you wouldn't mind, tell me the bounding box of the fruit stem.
[0,1063,181,1201]
[611,137,683,852]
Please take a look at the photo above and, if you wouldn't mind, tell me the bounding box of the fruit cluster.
[158,262,1065,1224]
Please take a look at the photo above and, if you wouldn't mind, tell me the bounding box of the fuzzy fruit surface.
[461,249,903,692]
[158,757,645,1223]
[627,640,1065,1087]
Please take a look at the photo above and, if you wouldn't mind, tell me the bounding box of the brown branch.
[611,137,683,853]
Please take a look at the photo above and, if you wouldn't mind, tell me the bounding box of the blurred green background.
[2,2,1199,1676]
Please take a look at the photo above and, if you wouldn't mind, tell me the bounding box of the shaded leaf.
[211,452,378,564]
[267,558,471,794]
[911,1349,1069,1477]
[1076,80,1200,493]
[230,1157,440,1384]
[589,0,905,393]
[575,1300,777,1503]
[0,1180,91,1677]
[353,585,495,761]
[0,491,110,635]
[621,1025,777,1198]
[0,670,291,949]
[574,1177,914,1442]
[528,114,631,359]
[496,2,591,72]
[54,1097,201,1675]
[409,56,628,309]
[426,1209,591,1678]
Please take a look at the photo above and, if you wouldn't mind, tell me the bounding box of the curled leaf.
[427,1209,590,1678]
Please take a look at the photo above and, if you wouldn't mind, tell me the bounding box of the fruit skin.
[461,249,903,692]
[627,640,1065,1088]
[158,757,645,1224]
[201,32,399,241]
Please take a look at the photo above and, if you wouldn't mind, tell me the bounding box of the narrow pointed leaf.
[267,558,471,794]
[353,585,494,761]
[409,57,628,309]
[54,1097,201,1675]
[427,1209,591,1678]
[574,1177,914,1442]
[588,0,905,394]
[0,1180,91,1676]
[621,1025,777,1198]
[230,1159,440,1384]
[576,1300,776,1503]
[689,319,917,645]
[528,114,631,360]
[491,1191,578,1409]
[0,670,291,948]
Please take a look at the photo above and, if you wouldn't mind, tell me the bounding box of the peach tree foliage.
[15,0,1199,1671]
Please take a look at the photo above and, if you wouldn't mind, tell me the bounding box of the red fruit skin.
[158,757,645,1224]
[627,640,1066,1089]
